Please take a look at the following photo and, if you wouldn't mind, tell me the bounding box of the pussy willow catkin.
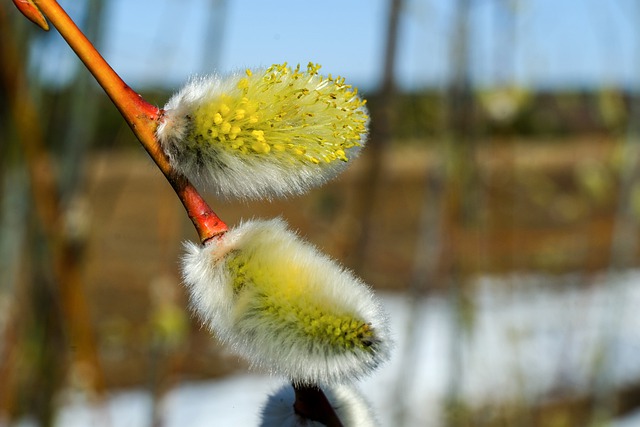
[157,63,368,199]
[181,218,390,385]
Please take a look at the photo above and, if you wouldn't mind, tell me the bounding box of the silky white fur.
[259,383,380,427]
[181,218,391,385]
[156,72,367,200]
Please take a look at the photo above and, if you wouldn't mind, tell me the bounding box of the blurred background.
[2,0,640,426]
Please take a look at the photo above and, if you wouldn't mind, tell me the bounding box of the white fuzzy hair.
[259,383,380,427]
[181,218,391,385]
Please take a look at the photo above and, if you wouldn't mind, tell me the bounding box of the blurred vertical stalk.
[0,142,30,421]
[607,65,640,267]
[391,171,449,426]
[0,2,106,422]
[443,0,478,424]
[60,0,104,195]
[56,0,109,401]
[490,0,518,271]
[592,9,640,421]
[349,0,402,269]
[493,0,516,87]
[148,194,185,427]
[200,0,227,73]
[0,6,30,419]
[0,10,66,425]
[390,4,452,426]
[26,244,67,427]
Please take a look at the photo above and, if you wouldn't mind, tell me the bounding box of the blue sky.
[30,0,640,92]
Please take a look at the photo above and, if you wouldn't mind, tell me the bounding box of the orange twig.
[22,0,227,242]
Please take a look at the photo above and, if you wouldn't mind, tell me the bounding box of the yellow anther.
[252,130,265,142]
[251,141,271,153]
[230,138,244,147]
[307,62,321,75]
[237,78,249,90]
[184,62,368,178]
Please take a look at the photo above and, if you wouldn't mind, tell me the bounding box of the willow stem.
[30,0,227,242]
[293,383,344,427]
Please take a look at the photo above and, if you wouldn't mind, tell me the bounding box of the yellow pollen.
[187,62,368,164]
[252,130,265,142]
[230,138,245,149]
[237,78,249,90]
[251,141,271,153]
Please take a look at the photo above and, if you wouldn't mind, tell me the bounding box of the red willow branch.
[14,0,227,243]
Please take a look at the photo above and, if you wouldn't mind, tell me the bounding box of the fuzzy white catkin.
[181,218,391,385]
[156,63,369,199]
[259,383,380,427]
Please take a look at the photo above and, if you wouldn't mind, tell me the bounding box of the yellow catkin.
[188,63,368,163]
[226,250,374,352]
[180,218,391,384]
[158,63,371,198]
